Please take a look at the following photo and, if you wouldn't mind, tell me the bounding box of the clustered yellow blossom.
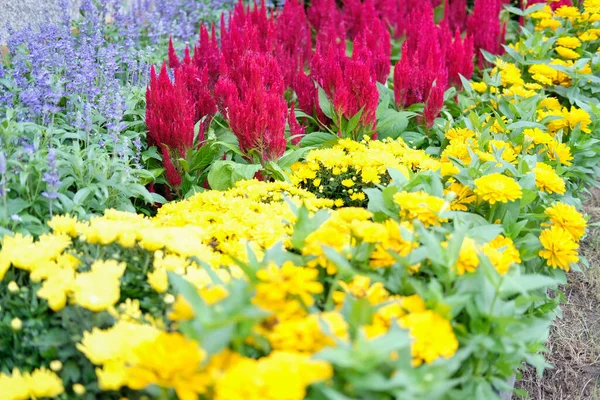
[0,368,64,400]
[290,137,444,207]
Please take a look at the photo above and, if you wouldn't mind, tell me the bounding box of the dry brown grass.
[515,188,600,400]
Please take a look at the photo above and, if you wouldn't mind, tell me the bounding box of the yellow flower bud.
[49,360,63,372]
[11,317,22,331]
[7,281,19,292]
[73,384,86,395]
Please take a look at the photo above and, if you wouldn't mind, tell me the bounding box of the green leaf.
[189,144,219,172]
[377,108,414,139]
[73,187,93,205]
[207,160,261,191]
[298,131,338,148]
[277,148,310,169]
[318,86,334,120]
[346,107,364,133]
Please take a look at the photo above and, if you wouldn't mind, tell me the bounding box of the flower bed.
[1,0,600,399]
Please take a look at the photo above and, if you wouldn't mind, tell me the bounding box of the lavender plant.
[0,0,235,235]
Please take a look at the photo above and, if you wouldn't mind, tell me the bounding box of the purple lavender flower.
[42,148,61,202]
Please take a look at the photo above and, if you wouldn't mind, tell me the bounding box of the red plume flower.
[467,0,506,67]
[146,64,195,188]
[168,36,181,69]
[216,52,287,162]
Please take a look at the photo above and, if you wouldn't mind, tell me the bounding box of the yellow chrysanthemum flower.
[544,202,587,241]
[473,173,523,204]
[539,226,579,271]
[533,162,566,195]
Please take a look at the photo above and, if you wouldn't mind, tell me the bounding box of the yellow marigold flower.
[370,220,416,268]
[48,214,79,237]
[90,259,126,279]
[445,128,476,142]
[579,30,598,41]
[473,173,522,205]
[399,310,458,366]
[394,191,448,227]
[256,261,323,308]
[533,162,566,195]
[96,361,128,391]
[455,237,479,275]
[555,46,580,59]
[524,128,553,145]
[489,140,518,164]
[482,235,521,274]
[350,220,389,243]
[147,267,168,293]
[584,1,600,12]
[556,36,581,49]
[585,0,600,13]
[168,295,195,321]
[566,107,592,133]
[538,18,561,30]
[530,5,552,19]
[361,166,381,184]
[445,181,476,211]
[334,198,344,207]
[539,97,562,111]
[350,191,366,201]
[127,332,210,400]
[539,226,579,271]
[25,368,64,399]
[471,81,488,93]
[547,141,574,164]
[214,352,332,400]
[266,312,348,353]
[334,275,389,306]
[73,270,120,312]
[544,203,587,241]
[36,267,75,311]
[341,178,355,188]
[77,320,160,367]
[0,369,30,400]
[554,6,581,19]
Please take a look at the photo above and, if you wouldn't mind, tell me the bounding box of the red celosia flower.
[216,52,287,162]
[393,4,449,109]
[352,2,391,83]
[423,82,445,128]
[146,64,196,187]
[467,0,506,67]
[176,58,217,137]
[168,36,180,69]
[293,70,326,122]
[308,0,345,34]
[444,0,468,32]
[193,24,221,86]
[274,0,313,87]
[311,38,379,131]
[440,25,474,86]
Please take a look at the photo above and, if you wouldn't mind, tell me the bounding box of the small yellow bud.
[73,384,86,395]
[11,317,22,331]
[49,360,63,372]
[164,294,175,304]
[7,281,19,292]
